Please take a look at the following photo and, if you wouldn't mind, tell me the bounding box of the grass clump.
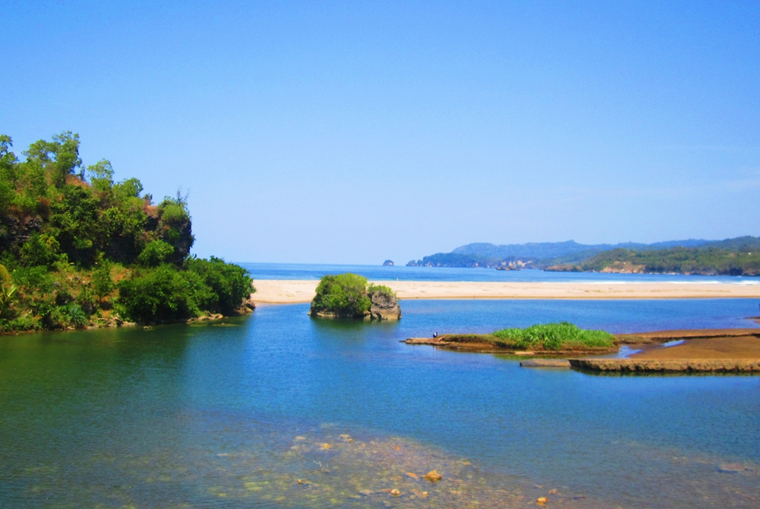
[491,322,614,351]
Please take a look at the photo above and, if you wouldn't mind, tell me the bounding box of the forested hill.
[0,132,254,333]
[407,237,760,270]
[552,245,760,276]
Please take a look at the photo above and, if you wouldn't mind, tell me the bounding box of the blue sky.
[2,1,759,264]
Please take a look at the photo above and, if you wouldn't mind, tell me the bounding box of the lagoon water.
[2,298,760,508]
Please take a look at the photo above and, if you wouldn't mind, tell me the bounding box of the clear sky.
[3,1,759,264]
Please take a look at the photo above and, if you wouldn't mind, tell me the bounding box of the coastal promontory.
[0,132,255,333]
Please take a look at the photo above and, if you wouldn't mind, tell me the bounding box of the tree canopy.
[0,132,254,331]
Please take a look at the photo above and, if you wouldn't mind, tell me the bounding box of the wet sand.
[572,330,760,372]
[631,333,760,360]
[252,280,760,304]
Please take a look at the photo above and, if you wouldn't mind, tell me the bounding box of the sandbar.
[631,332,760,360]
[252,280,760,304]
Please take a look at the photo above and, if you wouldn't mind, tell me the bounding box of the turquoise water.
[1,299,759,508]
[239,262,760,284]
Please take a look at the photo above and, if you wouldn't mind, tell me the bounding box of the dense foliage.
[0,132,254,332]
[310,273,373,318]
[491,322,614,351]
[367,283,395,301]
[579,246,760,276]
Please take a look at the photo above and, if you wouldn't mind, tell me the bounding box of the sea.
[239,262,760,284]
[1,263,759,508]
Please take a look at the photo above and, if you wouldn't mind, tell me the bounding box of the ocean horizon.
[237,262,760,285]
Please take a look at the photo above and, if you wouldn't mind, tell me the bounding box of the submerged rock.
[718,463,748,473]
[423,470,442,482]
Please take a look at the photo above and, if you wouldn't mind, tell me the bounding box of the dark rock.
[382,260,394,266]
[368,289,401,321]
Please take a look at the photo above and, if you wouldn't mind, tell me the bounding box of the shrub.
[117,266,201,323]
[91,262,115,300]
[186,257,253,314]
[19,233,61,267]
[492,322,614,351]
[67,303,88,328]
[367,283,396,300]
[11,265,54,293]
[310,273,372,318]
[137,240,175,267]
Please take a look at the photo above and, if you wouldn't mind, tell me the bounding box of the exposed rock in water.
[382,259,394,266]
[368,288,401,321]
[309,274,401,320]
[423,470,442,482]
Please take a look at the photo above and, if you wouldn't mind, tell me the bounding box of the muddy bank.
[615,328,760,346]
[574,329,760,372]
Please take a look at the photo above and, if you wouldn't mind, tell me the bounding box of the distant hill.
[407,237,760,269]
[562,242,760,276]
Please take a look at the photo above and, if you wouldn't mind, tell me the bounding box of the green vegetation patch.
[0,132,254,331]
[310,273,372,318]
[491,322,615,351]
[367,283,395,300]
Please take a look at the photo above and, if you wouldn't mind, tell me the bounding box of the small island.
[309,273,401,320]
[406,322,616,355]
[382,260,394,266]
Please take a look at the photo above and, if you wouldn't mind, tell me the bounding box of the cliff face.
[368,289,401,320]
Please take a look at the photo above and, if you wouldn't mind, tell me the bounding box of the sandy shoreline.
[252,280,760,304]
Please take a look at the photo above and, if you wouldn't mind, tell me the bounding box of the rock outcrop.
[382,259,394,266]
[569,358,760,372]
[368,288,401,320]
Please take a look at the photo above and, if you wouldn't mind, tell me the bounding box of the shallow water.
[1,299,759,508]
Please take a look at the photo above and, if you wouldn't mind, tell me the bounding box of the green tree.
[137,240,175,267]
[91,261,115,300]
[117,266,202,323]
[187,256,253,314]
[88,159,115,196]
[156,197,194,264]
[19,233,61,267]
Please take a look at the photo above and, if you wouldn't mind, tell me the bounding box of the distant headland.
[407,237,760,276]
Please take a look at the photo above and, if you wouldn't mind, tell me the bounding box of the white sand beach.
[252,280,760,304]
